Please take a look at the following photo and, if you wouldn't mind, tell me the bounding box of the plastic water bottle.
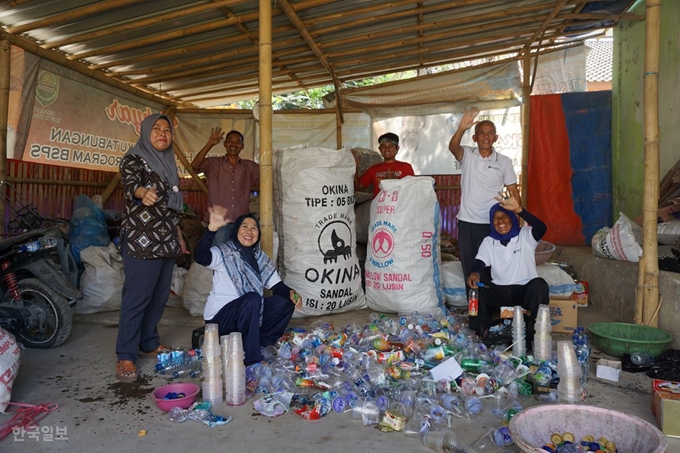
[171,361,202,379]
[575,339,588,384]
[20,237,58,253]
[468,288,479,316]
[631,351,655,366]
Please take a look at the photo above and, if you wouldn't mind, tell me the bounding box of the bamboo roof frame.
[0,0,639,108]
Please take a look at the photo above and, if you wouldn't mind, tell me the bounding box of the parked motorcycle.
[0,228,82,348]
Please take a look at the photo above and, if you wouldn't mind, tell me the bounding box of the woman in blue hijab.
[467,192,549,347]
[194,205,301,364]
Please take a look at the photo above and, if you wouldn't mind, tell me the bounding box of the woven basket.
[509,404,667,453]
[535,240,555,265]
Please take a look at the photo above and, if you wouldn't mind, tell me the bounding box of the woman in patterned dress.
[115,113,187,381]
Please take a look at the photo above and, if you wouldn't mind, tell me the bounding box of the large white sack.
[168,265,188,307]
[274,146,366,317]
[77,243,124,314]
[657,220,680,245]
[365,176,442,314]
[592,212,643,262]
[0,327,20,413]
[182,261,213,317]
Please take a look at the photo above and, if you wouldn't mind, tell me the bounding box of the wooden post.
[259,0,274,258]
[639,0,661,327]
[520,49,531,206]
[0,38,10,236]
[173,142,208,195]
[336,105,342,149]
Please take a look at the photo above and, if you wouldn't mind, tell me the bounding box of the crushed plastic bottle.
[19,237,58,253]
[631,351,655,366]
[168,404,232,427]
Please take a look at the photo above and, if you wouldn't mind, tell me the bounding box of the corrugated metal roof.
[0,0,637,108]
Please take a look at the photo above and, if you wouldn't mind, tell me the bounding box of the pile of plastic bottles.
[156,348,203,379]
[243,309,545,449]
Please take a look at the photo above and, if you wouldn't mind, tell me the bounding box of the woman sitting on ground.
[194,206,302,364]
[467,192,549,348]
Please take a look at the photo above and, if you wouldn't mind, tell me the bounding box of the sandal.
[141,344,172,355]
[116,360,138,382]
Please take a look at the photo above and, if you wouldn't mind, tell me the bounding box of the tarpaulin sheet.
[341,62,522,118]
[528,91,612,245]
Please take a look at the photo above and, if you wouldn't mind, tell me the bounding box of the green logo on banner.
[35,71,60,107]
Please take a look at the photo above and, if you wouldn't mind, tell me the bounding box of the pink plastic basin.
[152,383,200,412]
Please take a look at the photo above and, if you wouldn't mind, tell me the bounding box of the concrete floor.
[1,305,677,453]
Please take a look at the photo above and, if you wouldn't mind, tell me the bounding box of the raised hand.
[207,205,229,231]
[458,107,480,131]
[494,190,521,213]
[207,127,225,147]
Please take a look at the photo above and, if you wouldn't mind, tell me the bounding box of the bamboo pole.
[336,107,342,149]
[259,0,274,258]
[101,173,122,204]
[639,0,661,327]
[521,50,531,207]
[0,38,10,236]
[174,143,208,195]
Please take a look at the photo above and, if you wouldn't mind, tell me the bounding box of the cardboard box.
[651,380,680,438]
[596,359,622,382]
[549,299,578,334]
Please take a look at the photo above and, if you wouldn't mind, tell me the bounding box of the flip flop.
[116,360,138,382]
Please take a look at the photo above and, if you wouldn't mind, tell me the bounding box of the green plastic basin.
[587,322,673,358]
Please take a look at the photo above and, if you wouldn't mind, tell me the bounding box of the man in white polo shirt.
[448,107,521,290]
[467,192,548,345]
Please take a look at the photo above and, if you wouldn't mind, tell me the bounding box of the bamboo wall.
[2,160,461,239]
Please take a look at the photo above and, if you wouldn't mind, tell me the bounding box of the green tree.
[235,70,418,110]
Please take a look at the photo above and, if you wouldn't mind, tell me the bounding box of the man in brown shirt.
[191,128,259,245]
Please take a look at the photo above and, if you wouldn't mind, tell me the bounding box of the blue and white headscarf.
[216,214,275,325]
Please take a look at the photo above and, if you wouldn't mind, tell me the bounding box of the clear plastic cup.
[423,429,458,453]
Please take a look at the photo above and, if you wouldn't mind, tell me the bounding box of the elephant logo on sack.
[318,220,352,264]
[371,228,394,259]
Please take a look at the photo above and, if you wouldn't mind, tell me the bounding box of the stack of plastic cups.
[512,306,526,357]
[556,340,583,403]
[224,332,246,406]
[202,323,223,406]
[533,305,552,362]
[220,335,230,393]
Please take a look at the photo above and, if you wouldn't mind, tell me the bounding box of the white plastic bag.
[657,220,680,245]
[364,176,443,314]
[182,261,213,317]
[274,146,366,317]
[77,243,124,314]
[592,212,643,262]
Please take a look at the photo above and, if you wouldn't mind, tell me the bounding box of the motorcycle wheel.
[3,278,73,348]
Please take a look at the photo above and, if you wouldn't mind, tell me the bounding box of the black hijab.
[229,213,261,275]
